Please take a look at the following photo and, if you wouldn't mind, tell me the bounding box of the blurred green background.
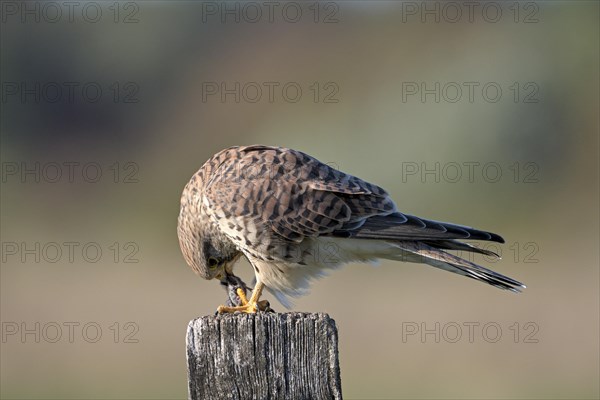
[1,1,598,399]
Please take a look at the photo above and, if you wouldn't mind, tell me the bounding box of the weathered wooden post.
[186,312,342,400]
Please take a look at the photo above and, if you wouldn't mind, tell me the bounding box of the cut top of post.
[186,312,342,400]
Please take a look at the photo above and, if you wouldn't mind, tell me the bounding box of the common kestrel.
[177,145,525,313]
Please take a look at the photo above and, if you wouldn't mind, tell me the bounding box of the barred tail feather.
[388,241,526,292]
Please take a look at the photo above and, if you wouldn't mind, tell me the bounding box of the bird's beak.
[217,269,230,283]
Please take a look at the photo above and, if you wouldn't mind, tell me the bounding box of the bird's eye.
[208,257,220,269]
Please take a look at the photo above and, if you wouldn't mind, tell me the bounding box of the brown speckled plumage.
[177,145,524,308]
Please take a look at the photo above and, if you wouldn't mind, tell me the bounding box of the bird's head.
[177,212,242,280]
[177,174,241,281]
[200,236,242,280]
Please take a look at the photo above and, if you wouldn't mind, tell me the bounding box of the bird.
[177,145,525,313]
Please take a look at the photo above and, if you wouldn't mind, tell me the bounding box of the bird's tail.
[385,241,526,292]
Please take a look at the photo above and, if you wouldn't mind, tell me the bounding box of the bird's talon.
[215,282,265,314]
[215,302,260,314]
[244,303,258,313]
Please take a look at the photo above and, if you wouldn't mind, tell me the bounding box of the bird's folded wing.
[203,146,396,243]
[203,146,503,248]
[337,213,504,243]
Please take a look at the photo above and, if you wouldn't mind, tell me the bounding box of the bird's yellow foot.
[217,282,267,314]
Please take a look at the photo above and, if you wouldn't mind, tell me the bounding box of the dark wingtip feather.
[404,214,427,228]
[489,232,505,243]
[422,240,501,258]
[437,221,505,243]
